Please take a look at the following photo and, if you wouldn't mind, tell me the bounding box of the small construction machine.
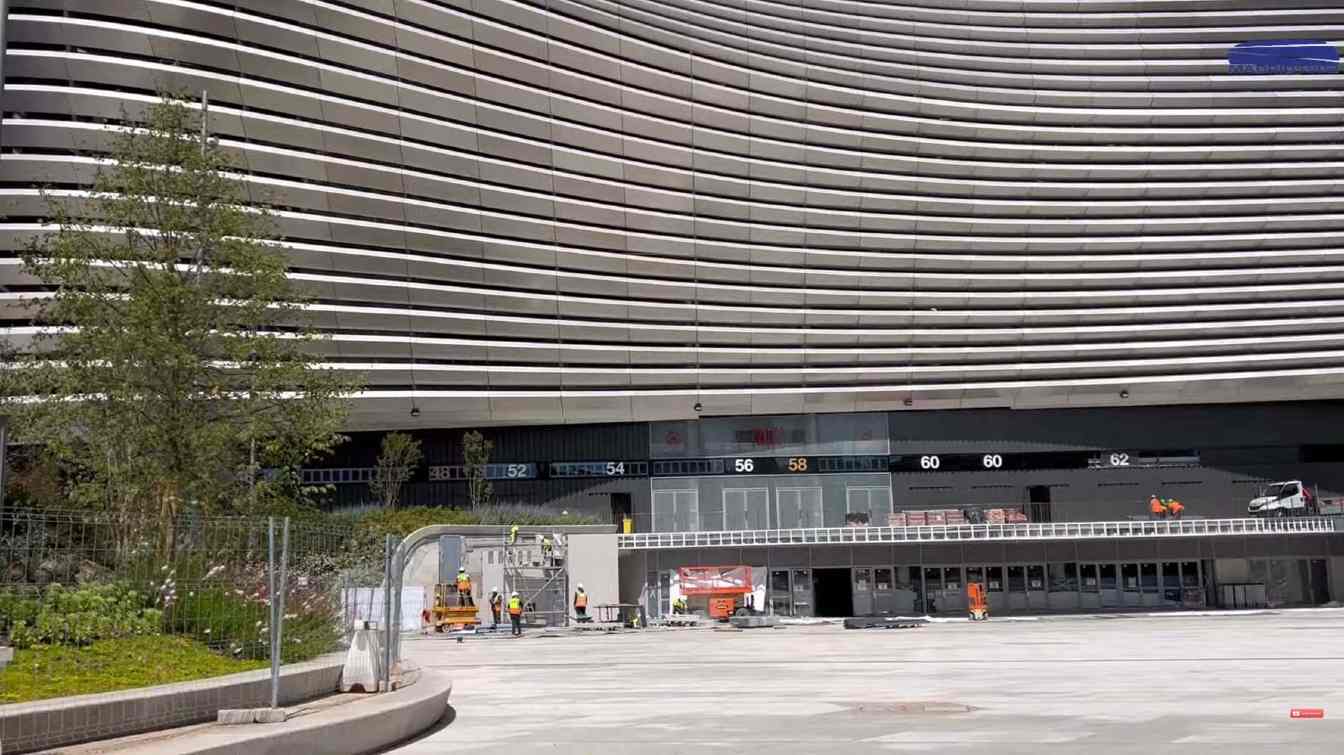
[429,583,480,632]
[967,582,989,621]
[677,565,758,621]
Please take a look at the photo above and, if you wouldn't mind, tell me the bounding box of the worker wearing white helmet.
[508,590,524,636]
[574,583,589,619]
[488,586,503,628]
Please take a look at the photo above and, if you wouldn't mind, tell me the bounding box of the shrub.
[7,583,161,648]
[0,591,41,636]
[346,504,601,541]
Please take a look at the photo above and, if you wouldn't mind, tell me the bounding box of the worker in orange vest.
[1168,499,1185,519]
[1149,494,1167,519]
[573,583,588,619]
[456,567,474,607]
[488,587,503,628]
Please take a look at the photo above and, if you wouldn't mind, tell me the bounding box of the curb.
[0,657,346,754]
[127,670,452,755]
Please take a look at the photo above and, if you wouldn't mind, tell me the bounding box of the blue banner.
[1228,40,1339,74]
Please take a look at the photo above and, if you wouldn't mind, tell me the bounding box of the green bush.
[345,504,601,542]
[7,583,161,648]
[0,591,41,635]
[166,585,340,664]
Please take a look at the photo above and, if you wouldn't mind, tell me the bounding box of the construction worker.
[573,583,588,619]
[507,524,519,546]
[488,587,503,628]
[1168,499,1185,519]
[508,590,523,636]
[672,596,688,615]
[456,567,474,607]
[1149,494,1167,519]
[541,533,554,564]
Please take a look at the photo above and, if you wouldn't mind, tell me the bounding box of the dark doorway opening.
[813,568,853,617]
[610,493,632,528]
[1028,485,1053,523]
[1310,559,1330,605]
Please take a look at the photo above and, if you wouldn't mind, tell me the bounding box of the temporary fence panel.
[0,508,384,710]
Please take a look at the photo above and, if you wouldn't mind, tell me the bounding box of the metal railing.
[618,516,1338,550]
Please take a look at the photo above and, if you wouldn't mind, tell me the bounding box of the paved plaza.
[392,609,1344,754]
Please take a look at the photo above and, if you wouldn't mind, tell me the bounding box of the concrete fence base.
[0,656,344,754]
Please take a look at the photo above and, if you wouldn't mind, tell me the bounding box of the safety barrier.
[617,517,1338,550]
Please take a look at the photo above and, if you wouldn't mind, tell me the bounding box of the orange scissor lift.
[677,565,755,620]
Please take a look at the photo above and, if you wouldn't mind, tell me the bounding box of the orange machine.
[430,583,480,632]
[967,582,989,621]
[678,566,753,620]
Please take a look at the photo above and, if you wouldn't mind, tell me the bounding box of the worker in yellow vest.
[456,567,474,607]
[508,591,523,636]
[573,583,588,619]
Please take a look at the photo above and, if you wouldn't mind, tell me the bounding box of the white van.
[1247,480,1317,517]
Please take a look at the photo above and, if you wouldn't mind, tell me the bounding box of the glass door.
[792,569,813,617]
[923,567,943,613]
[941,566,966,614]
[873,567,897,614]
[984,566,1005,614]
[853,568,874,616]
[1080,563,1101,609]
[770,569,793,616]
[1161,562,1182,607]
[1121,563,1141,607]
[1026,564,1047,610]
[1007,565,1028,611]
[1140,563,1160,607]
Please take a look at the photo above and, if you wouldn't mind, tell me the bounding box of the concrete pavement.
[392,609,1344,754]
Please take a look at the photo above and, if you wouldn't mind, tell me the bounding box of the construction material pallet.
[574,621,624,632]
[729,614,780,629]
[843,617,928,630]
[663,615,701,627]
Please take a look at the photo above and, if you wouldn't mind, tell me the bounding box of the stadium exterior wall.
[3,1,1344,429]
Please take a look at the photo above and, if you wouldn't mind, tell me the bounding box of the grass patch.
[0,635,268,704]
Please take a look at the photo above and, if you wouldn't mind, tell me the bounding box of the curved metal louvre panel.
[2,0,1344,426]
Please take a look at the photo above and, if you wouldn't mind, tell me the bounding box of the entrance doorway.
[1028,486,1052,523]
[1310,559,1330,604]
[813,568,853,617]
[610,493,632,529]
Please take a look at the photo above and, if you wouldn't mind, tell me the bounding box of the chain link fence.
[0,508,386,706]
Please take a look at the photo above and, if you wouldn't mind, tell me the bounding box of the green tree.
[369,432,422,509]
[462,430,493,510]
[2,92,356,536]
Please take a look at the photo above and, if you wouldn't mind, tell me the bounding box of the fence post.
[382,534,394,693]
[267,517,279,708]
[271,517,290,709]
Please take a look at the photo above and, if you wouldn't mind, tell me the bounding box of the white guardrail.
[617,517,1339,550]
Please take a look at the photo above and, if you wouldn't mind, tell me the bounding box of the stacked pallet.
[888,507,1028,526]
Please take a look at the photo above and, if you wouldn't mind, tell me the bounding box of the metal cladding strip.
[2,0,1344,426]
[615,517,1341,550]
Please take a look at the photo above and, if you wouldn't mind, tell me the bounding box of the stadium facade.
[2,0,1343,615]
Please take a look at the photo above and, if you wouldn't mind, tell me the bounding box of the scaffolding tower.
[503,533,569,627]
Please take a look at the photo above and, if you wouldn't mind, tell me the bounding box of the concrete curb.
[128,670,452,755]
[0,656,345,754]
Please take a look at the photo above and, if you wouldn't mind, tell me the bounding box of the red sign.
[750,427,785,448]
[664,431,682,446]
[1291,708,1325,719]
